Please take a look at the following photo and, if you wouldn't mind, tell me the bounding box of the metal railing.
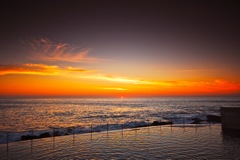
[0,117,214,153]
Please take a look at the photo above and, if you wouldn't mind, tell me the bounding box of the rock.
[21,135,38,140]
[190,118,203,124]
[152,121,161,126]
[53,131,61,136]
[207,115,221,123]
[159,121,173,125]
[67,128,73,133]
[134,120,173,128]
[191,119,201,124]
[191,118,201,121]
[135,124,148,128]
[39,132,51,138]
[151,121,173,126]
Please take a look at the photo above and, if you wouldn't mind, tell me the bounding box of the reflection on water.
[0,125,240,159]
[1,97,238,132]
[1,97,239,143]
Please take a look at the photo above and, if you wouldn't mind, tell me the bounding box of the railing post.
[31,130,34,137]
[195,122,198,132]
[159,119,161,131]
[147,119,150,130]
[183,117,185,128]
[53,128,55,142]
[121,124,124,136]
[72,127,75,142]
[91,124,93,133]
[6,132,9,151]
[107,122,109,134]
[31,130,33,152]
[91,124,93,140]
[135,121,137,135]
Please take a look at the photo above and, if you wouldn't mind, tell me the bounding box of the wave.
[0,121,147,144]
[0,113,220,144]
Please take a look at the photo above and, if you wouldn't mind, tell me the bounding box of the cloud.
[100,87,128,91]
[28,38,98,62]
[81,74,177,86]
[0,64,91,76]
[82,74,146,84]
[0,64,60,75]
[1,63,239,94]
[177,69,212,73]
[211,79,240,91]
[80,74,240,92]
[66,66,94,72]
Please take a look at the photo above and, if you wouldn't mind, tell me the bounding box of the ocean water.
[0,96,239,143]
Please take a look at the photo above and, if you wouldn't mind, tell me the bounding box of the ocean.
[0,96,239,143]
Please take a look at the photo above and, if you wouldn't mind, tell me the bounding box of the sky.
[0,0,240,97]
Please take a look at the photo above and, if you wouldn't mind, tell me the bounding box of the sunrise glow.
[0,37,240,97]
[0,1,240,98]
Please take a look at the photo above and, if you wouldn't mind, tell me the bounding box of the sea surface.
[0,96,239,143]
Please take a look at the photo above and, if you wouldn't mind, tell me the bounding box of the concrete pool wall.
[221,107,240,131]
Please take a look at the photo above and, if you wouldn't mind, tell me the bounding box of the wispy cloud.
[100,87,128,91]
[81,74,177,86]
[208,79,240,91]
[81,74,240,92]
[0,63,91,76]
[0,64,60,75]
[177,69,212,73]
[66,66,93,72]
[28,38,98,62]
[1,63,239,94]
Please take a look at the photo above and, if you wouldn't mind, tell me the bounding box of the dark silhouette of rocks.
[134,120,173,128]
[53,131,61,136]
[21,131,61,141]
[21,132,51,140]
[152,121,161,125]
[39,132,51,138]
[207,115,221,123]
[67,128,73,133]
[160,121,173,125]
[190,118,204,124]
[151,121,173,126]
[21,135,38,140]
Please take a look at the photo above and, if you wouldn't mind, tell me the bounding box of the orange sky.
[0,50,239,97]
[1,1,240,97]
[0,38,240,97]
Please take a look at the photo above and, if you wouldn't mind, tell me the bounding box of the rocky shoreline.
[20,114,221,141]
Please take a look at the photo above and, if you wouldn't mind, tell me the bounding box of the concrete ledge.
[221,107,240,131]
